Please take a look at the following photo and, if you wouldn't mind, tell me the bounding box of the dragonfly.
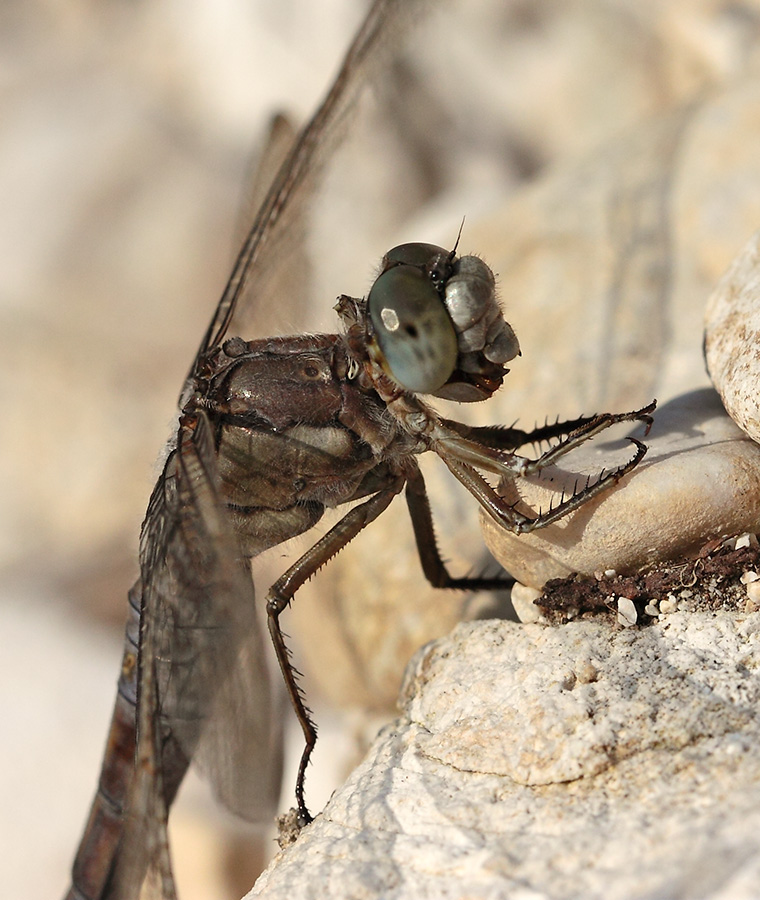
[64,1,654,898]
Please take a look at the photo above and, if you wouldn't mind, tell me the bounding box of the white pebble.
[511,582,543,623]
[617,596,638,627]
[660,597,678,615]
[740,571,760,585]
[746,581,760,610]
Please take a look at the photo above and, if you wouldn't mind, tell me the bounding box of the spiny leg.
[519,401,655,476]
[439,418,530,453]
[438,401,654,476]
[441,432,648,534]
[266,483,403,826]
[430,402,655,486]
[498,404,653,452]
[437,415,616,454]
[405,464,515,591]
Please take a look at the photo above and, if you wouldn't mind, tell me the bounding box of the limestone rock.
[249,614,760,900]
[705,229,760,443]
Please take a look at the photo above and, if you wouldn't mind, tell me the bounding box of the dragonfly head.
[364,242,521,403]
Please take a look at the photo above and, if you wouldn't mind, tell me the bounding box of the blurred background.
[4,1,760,897]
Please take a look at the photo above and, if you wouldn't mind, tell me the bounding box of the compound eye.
[368,263,458,394]
[385,242,451,286]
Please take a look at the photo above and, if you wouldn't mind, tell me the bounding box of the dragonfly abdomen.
[65,584,141,900]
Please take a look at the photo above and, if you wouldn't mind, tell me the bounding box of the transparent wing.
[233,113,299,255]
[190,0,424,369]
[145,412,279,816]
[112,412,278,899]
[223,112,311,351]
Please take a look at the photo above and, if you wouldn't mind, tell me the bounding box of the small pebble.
[659,597,678,615]
[724,734,751,756]
[511,582,543,624]
[574,659,599,684]
[735,533,756,549]
[740,571,760,585]
[644,601,660,617]
[746,581,760,611]
[617,596,638,627]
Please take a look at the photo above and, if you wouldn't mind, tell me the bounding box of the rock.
[616,595,638,626]
[248,615,760,900]
[482,389,760,589]
[705,229,760,443]
[509,582,543,623]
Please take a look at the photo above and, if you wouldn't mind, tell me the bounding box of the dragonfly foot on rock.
[276,807,311,849]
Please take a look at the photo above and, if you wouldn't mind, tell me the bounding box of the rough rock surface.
[249,614,760,900]
[481,388,760,589]
[705,229,760,443]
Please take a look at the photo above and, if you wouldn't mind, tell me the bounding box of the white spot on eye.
[380,307,400,332]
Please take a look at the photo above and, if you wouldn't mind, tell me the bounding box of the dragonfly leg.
[405,463,515,592]
[517,401,655,476]
[443,403,653,456]
[439,418,530,453]
[431,402,654,484]
[266,482,404,825]
[440,432,648,534]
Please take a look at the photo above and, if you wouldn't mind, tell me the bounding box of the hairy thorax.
[204,334,415,557]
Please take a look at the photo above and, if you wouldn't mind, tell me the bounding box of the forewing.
[191,0,425,365]
[233,113,298,256]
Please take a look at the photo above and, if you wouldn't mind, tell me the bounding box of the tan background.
[4,1,760,898]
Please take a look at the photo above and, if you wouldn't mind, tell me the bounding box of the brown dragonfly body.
[64,3,654,899]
